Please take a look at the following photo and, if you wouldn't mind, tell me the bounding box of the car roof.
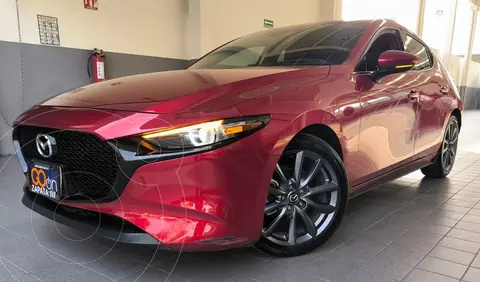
[238,19,377,43]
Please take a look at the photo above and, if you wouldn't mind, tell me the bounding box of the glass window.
[403,35,432,71]
[472,13,480,62]
[451,0,474,57]
[465,9,480,109]
[189,22,369,69]
[448,0,475,88]
[421,0,457,59]
[472,13,480,61]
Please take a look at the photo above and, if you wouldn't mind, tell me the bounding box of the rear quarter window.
[403,35,433,71]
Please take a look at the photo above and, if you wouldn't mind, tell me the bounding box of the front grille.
[17,126,120,200]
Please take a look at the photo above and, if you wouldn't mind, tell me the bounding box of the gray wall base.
[0,41,188,155]
[461,86,480,110]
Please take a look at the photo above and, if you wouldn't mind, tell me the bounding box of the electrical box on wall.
[84,0,98,11]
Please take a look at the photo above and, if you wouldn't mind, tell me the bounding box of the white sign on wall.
[37,15,60,46]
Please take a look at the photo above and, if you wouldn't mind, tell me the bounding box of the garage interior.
[1,0,480,281]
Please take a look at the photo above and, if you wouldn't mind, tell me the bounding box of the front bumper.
[21,132,278,251]
[22,192,160,245]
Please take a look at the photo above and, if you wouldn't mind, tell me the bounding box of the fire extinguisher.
[87,48,105,83]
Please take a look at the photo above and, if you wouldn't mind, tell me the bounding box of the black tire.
[254,133,348,257]
[421,115,459,178]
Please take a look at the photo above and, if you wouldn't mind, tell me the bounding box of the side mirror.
[371,50,419,81]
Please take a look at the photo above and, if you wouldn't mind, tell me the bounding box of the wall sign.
[84,0,98,11]
[264,19,274,29]
[37,15,60,46]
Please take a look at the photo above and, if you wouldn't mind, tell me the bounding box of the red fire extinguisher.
[87,48,105,83]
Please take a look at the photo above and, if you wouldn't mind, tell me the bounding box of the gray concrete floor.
[1,112,480,282]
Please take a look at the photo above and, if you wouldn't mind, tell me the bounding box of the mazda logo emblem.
[288,193,300,204]
[36,134,57,158]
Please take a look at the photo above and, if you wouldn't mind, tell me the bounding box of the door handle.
[440,86,449,94]
[408,90,419,102]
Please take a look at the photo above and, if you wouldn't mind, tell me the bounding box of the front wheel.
[254,133,348,257]
[421,115,460,178]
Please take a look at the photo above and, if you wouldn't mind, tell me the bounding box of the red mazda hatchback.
[14,19,462,257]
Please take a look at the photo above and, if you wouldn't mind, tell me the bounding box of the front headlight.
[117,115,270,160]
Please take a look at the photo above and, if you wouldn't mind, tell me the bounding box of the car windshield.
[188,22,369,69]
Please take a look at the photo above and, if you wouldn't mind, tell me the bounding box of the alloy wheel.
[262,150,340,246]
[441,120,459,171]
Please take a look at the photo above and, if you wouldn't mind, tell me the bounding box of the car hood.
[40,66,330,113]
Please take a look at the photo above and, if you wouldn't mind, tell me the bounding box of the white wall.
[2,0,338,60]
[0,0,20,42]
[320,0,340,22]
[199,0,328,55]
[13,0,188,59]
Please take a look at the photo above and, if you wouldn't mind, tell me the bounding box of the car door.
[353,29,421,182]
[400,33,451,156]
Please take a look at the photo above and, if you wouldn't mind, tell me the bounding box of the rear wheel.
[254,133,348,257]
[421,115,459,178]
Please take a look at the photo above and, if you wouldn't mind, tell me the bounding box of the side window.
[403,35,433,71]
[356,30,402,72]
